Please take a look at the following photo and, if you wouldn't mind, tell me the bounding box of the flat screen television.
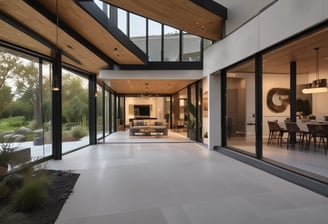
[134,105,150,117]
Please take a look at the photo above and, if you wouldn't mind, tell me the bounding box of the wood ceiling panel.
[0,20,51,57]
[0,0,108,74]
[36,0,145,65]
[229,26,328,75]
[262,27,328,74]
[109,79,195,94]
[103,0,225,41]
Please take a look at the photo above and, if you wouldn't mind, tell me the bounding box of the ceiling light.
[302,48,328,94]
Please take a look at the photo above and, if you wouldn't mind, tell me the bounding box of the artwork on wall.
[266,88,290,113]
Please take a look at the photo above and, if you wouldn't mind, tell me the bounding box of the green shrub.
[70,126,87,139]
[11,170,51,212]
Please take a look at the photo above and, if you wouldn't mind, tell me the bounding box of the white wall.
[205,0,328,76]
[215,0,276,35]
[125,97,165,125]
[208,73,221,149]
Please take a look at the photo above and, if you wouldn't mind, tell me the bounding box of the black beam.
[52,50,62,160]
[77,0,148,64]
[190,0,227,19]
[255,54,263,159]
[24,0,114,66]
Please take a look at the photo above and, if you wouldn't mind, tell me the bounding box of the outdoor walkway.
[45,131,328,224]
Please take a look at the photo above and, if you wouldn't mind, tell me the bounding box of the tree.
[0,85,13,117]
[0,52,20,117]
[14,62,42,128]
[0,52,20,89]
[61,73,88,124]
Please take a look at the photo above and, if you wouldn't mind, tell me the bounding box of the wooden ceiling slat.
[36,0,146,65]
[0,0,108,74]
[108,79,195,94]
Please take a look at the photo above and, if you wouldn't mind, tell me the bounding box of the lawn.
[0,116,28,133]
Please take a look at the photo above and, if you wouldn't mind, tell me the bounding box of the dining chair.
[306,123,326,153]
[267,121,287,146]
[285,122,308,150]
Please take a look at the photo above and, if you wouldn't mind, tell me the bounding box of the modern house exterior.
[1,0,328,195]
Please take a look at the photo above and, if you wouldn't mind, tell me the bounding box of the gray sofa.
[129,120,168,136]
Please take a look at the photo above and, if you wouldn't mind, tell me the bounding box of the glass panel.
[164,25,179,61]
[118,96,125,131]
[182,33,201,61]
[42,61,52,158]
[130,13,146,53]
[188,84,197,140]
[94,0,103,10]
[62,69,90,152]
[226,59,256,154]
[203,39,212,49]
[163,97,171,128]
[262,42,328,180]
[118,9,127,35]
[148,20,162,61]
[0,47,53,172]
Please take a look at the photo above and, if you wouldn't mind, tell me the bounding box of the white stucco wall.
[208,73,221,149]
[215,0,276,35]
[205,0,328,76]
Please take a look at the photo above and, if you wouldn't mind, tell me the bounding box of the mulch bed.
[0,170,79,224]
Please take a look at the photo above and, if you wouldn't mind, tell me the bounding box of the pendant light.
[302,48,328,94]
[52,0,60,91]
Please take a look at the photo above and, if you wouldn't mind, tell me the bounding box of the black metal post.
[52,50,62,160]
[255,54,263,159]
[89,75,97,145]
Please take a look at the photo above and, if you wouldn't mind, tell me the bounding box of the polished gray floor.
[46,131,328,224]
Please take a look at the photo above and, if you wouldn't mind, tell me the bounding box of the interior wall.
[262,74,290,136]
[125,97,166,125]
[308,72,328,120]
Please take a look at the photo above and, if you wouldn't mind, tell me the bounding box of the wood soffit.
[108,79,196,95]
